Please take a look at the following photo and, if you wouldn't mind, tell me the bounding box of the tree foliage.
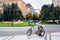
[3,3,24,21]
[32,14,39,20]
[26,12,32,20]
[40,4,60,22]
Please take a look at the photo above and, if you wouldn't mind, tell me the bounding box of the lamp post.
[12,9,14,27]
[11,2,15,27]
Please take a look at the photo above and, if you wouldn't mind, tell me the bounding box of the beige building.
[52,0,60,6]
[0,0,3,13]
[0,0,31,17]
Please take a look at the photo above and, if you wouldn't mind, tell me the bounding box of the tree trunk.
[12,20,13,26]
[53,20,55,23]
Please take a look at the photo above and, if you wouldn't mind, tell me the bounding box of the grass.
[0,23,12,27]
[0,22,34,27]
[0,21,60,27]
[13,22,34,27]
[41,22,60,25]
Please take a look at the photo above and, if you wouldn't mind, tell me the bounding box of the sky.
[23,0,52,13]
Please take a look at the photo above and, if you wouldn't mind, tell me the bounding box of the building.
[52,0,60,6]
[26,3,37,14]
[17,0,31,17]
[0,0,3,13]
[0,0,31,17]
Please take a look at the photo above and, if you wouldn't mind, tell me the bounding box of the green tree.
[3,3,24,21]
[11,3,24,20]
[26,12,32,20]
[55,6,60,20]
[40,4,60,23]
[0,13,3,21]
[32,14,39,20]
[3,3,9,21]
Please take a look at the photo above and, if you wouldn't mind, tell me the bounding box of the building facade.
[0,0,31,17]
[52,0,60,6]
[26,3,37,14]
[0,0,3,13]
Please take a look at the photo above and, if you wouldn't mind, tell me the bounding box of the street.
[0,24,60,40]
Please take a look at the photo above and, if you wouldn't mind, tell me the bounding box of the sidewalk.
[0,32,60,40]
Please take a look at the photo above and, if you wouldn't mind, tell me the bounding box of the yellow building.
[52,0,60,6]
